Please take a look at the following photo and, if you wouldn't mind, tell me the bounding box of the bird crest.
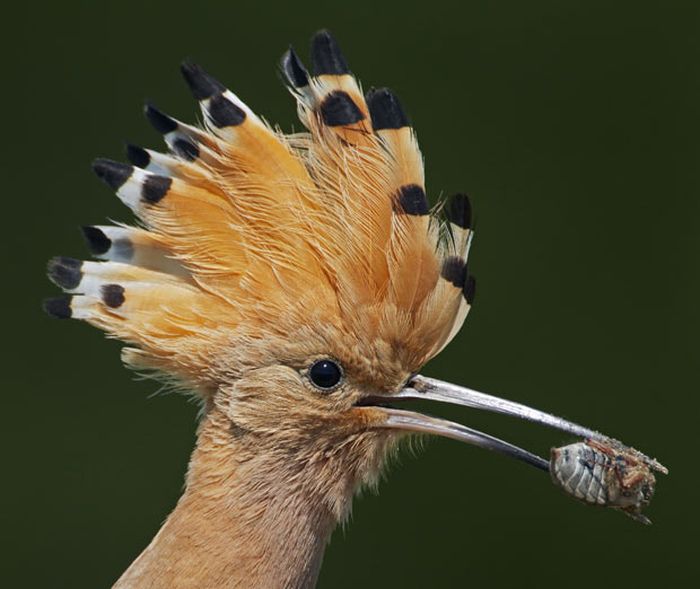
[45,30,475,395]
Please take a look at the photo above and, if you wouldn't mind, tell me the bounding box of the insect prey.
[550,438,666,524]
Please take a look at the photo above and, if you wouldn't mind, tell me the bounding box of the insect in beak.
[365,374,668,476]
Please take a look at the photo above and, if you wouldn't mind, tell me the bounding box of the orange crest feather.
[45,30,475,391]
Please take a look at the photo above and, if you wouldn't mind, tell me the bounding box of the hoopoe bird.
[45,30,664,588]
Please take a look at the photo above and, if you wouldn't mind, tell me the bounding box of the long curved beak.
[370,374,667,474]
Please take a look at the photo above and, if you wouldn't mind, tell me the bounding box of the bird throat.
[111,408,347,589]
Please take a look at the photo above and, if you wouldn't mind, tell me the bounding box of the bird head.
[46,30,596,521]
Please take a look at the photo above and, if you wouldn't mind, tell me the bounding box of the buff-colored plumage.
[45,30,476,588]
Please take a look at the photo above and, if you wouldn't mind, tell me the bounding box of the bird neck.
[112,408,340,589]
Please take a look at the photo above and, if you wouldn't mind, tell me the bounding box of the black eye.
[309,359,343,390]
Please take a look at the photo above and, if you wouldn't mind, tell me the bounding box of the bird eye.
[309,359,343,390]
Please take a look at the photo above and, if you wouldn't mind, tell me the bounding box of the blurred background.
[3,1,698,587]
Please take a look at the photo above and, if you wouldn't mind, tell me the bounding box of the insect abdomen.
[550,442,613,505]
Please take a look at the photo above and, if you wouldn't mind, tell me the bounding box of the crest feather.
[47,30,476,387]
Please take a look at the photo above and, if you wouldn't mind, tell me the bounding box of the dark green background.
[3,1,697,587]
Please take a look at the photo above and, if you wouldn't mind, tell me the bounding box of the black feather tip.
[181,62,226,101]
[43,296,72,319]
[282,46,309,88]
[92,158,132,190]
[144,103,178,134]
[81,226,111,256]
[366,88,409,131]
[125,144,150,169]
[464,275,476,304]
[447,193,472,230]
[441,256,467,289]
[395,184,429,216]
[47,257,83,290]
[311,29,350,76]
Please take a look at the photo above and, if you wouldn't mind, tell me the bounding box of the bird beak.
[368,374,665,474]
